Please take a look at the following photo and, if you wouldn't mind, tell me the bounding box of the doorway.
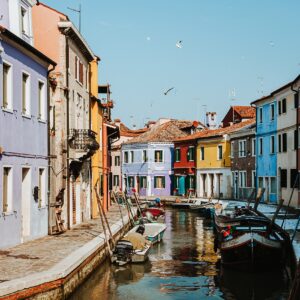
[22,167,31,242]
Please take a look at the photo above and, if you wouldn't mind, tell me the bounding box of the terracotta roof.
[233,106,256,118]
[120,124,149,137]
[174,118,256,142]
[124,120,195,144]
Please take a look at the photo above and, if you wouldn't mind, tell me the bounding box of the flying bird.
[176,40,183,48]
[164,87,174,95]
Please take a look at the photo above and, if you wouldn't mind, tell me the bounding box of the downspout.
[47,63,56,235]
[65,35,71,229]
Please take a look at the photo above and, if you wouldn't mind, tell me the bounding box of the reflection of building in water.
[195,218,219,267]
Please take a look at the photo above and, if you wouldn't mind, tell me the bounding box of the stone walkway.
[0,204,129,283]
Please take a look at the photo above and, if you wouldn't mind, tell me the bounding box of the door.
[22,168,31,241]
[178,176,186,196]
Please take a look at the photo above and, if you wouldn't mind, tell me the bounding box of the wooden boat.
[143,222,167,244]
[214,200,292,270]
[143,207,165,219]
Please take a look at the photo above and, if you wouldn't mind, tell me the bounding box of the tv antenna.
[67,4,82,33]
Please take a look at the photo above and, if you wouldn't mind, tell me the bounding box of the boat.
[214,200,292,270]
[172,198,209,209]
[142,207,165,219]
[112,225,152,266]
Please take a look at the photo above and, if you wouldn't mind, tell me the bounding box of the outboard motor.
[113,240,134,266]
[136,224,145,235]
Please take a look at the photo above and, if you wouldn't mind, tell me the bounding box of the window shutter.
[283,133,287,152]
[75,56,78,79]
[282,98,287,113]
[154,178,157,188]
[280,169,287,188]
[79,62,83,84]
[162,176,165,188]
[295,93,299,108]
[294,130,298,150]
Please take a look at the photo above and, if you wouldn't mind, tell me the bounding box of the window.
[2,63,12,110]
[270,103,275,120]
[174,176,179,189]
[139,176,147,188]
[128,176,135,188]
[259,138,263,155]
[270,135,275,154]
[187,146,195,161]
[278,134,282,153]
[188,175,195,189]
[282,133,287,152]
[258,177,263,188]
[142,150,148,162]
[217,145,223,160]
[230,141,234,158]
[3,167,12,213]
[155,150,163,163]
[154,176,165,188]
[238,140,246,157]
[79,62,84,84]
[252,171,256,188]
[22,73,30,115]
[20,7,29,35]
[252,138,256,156]
[75,56,84,84]
[38,168,46,208]
[175,148,181,162]
[200,146,205,160]
[130,151,134,163]
[290,169,299,188]
[295,130,298,150]
[278,101,282,115]
[115,156,120,166]
[295,93,299,108]
[282,98,287,114]
[239,171,247,187]
[124,151,129,163]
[270,177,277,193]
[38,81,46,120]
[258,107,263,123]
[75,56,78,80]
[280,169,287,188]
[113,175,119,186]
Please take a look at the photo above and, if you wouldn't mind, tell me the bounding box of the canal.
[70,209,291,300]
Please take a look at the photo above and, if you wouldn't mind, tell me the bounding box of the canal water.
[70,209,290,300]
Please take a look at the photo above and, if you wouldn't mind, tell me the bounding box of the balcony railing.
[68,129,99,151]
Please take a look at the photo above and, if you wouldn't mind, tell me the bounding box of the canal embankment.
[0,205,135,300]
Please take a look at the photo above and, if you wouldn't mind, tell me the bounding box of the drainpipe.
[250,103,258,194]
[47,63,56,235]
[65,35,71,229]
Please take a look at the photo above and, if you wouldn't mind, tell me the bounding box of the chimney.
[206,112,217,129]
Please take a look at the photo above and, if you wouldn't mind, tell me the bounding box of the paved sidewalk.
[0,204,128,283]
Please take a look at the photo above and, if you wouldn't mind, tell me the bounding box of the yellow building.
[90,57,103,218]
[196,134,231,199]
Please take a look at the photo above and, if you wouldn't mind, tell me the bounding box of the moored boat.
[214,200,292,270]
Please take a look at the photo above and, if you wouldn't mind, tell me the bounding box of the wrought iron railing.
[68,129,99,151]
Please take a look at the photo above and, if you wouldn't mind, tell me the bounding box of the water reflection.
[69,209,290,300]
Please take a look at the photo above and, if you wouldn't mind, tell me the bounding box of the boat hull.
[220,232,284,270]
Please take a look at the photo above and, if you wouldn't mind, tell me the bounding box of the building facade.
[33,3,99,230]
[229,122,256,200]
[252,96,277,203]
[0,0,55,248]
[173,140,197,196]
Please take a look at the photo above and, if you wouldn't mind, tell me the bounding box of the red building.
[173,139,197,196]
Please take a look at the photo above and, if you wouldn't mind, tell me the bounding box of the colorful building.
[173,139,197,196]
[251,94,278,203]
[0,0,56,248]
[229,120,256,200]
[122,119,197,197]
[221,106,255,127]
[33,3,99,230]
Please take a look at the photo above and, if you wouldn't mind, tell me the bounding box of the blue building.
[252,96,277,203]
[0,1,56,248]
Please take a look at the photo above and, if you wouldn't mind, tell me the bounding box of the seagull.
[164,87,174,95]
[176,40,183,48]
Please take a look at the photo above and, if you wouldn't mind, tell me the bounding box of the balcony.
[68,129,99,152]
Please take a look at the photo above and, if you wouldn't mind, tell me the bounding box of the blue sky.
[43,0,300,128]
